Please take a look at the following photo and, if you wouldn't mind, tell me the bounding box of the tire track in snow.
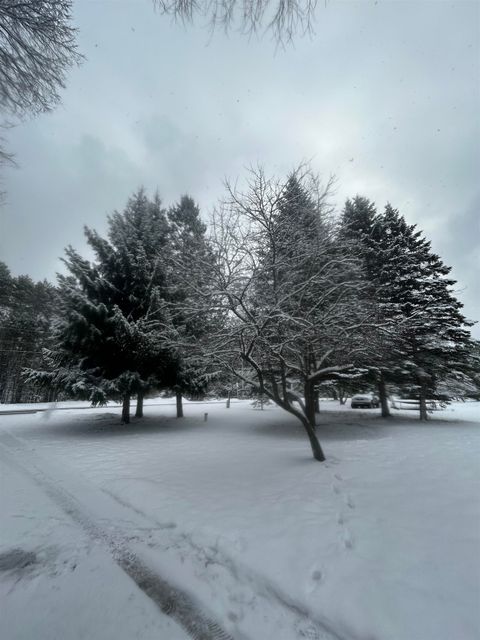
[0,432,235,640]
[103,488,347,640]
[0,429,348,640]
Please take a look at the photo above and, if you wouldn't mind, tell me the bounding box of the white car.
[351,394,380,409]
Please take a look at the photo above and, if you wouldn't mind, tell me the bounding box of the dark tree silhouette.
[0,0,81,117]
[153,0,318,44]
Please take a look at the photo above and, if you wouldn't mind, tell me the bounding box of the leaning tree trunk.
[378,374,391,418]
[122,393,131,424]
[301,416,326,462]
[304,383,317,429]
[419,386,428,421]
[176,390,183,418]
[135,391,144,418]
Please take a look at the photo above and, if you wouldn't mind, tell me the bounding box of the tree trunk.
[46,386,58,403]
[135,391,144,418]
[419,386,428,421]
[304,383,316,428]
[176,390,183,418]
[226,390,231,409]
[301,417,326,462]
[314,390,320,414]
[378,374,391,418]
[122,393,130,424]
[14,379,24,404]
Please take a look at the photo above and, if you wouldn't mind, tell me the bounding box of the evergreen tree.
[379,204,474,418]
[0,265,57,403]
[203,167,376,462]
[265,176,373,426]
[85,188,175,417]
[166,195,218,416]
[34,190,178,422]
[0,261,12,309]
[341,199,476,419]
[340,196,400,415]
[342,196,379,289]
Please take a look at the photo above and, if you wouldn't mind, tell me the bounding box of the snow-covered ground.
[1,399,479,640]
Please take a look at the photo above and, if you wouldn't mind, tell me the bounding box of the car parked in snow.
[351,394,380,409]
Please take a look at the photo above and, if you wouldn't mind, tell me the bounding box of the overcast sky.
[1,0,479,335]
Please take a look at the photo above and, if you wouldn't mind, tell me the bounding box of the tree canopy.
[341,196,477,419]
[0,0,81,117]
[153,0,317,44]
[6,171,478,460]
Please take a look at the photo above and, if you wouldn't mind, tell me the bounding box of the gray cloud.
[1,0,478,333]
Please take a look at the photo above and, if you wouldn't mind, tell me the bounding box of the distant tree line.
[2,166,479,461]
[0,263,57,403]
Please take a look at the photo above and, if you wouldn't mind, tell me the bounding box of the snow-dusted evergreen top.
[27,189,215,422]
[180,166,379,460]
[341,196,476,410]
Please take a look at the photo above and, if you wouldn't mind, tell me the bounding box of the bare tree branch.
[153,0,319,45]
[0,0,82,117]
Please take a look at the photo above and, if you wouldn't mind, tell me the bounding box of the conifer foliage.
[34,190,179,422]
[200,167,377,461]
[0,263,57,403]
[5,170,478,461]
[341,197,476,419]
[166,195,219,416]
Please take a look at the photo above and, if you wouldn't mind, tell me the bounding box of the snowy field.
[1,399,479,640]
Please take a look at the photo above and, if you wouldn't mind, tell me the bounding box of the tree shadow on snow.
[20,411,205,441]
[249,411,391,444]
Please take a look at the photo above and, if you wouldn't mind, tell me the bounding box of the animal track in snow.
[294,617,321,639]
[311,568,323,582]
[306,568,324,594]
[343,529,354,550]
[328,469,357,553]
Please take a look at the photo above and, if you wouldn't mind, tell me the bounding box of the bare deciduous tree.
[182,166,378,461]
[0,121,15,203]
[0,0,81,117]
[0,1,81,197]
[153,0,318,44]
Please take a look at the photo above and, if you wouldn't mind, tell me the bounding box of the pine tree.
[341,199,476,419]
[266,176,373,427]
[342,196,379,289]
[340,196,398,416]
[379,204,474,418]
[85,189,175,418]
[166,195,218,416]
[204,167,376,462]
[0,262,12,309]
[37,190,178,422]
[0,266,57,403]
